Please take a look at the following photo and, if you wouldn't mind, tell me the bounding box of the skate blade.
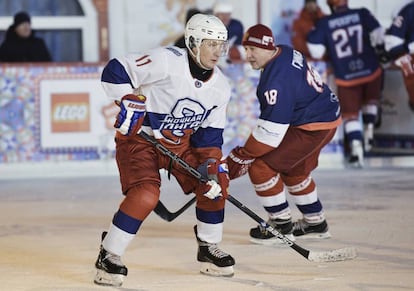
[294,231,332,240]
[199,262,234,277]
[94,269,125,287]
[250,233,296,246]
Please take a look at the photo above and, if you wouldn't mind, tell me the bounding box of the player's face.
[199,39,229,69]
[244,46,275,70]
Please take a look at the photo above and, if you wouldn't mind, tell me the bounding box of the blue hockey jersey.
[307,7,383,86]
[250,45,341,149]
[385,2,414,58]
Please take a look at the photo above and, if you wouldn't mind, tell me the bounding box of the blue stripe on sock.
[347,131,363,141]
[296,200,322,215]
[264,201,289,214]
[112,210,142,234]
[196,207,224,224]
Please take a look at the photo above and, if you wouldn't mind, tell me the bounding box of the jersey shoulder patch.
[165,46,184,57]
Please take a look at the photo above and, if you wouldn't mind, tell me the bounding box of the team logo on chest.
[160,98,207,143]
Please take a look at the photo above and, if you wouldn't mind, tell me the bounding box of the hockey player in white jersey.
[94,14,234,287]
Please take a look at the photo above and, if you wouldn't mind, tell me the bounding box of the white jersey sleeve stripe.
[384,34,405,52]
[252,119,289,148]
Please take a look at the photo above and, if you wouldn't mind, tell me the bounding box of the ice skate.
[249,218,295,245]
[364,123,374,152]
[94,231,128,287]
[194,225,235,277]
[347,139,364,168]
[292,219,331,239]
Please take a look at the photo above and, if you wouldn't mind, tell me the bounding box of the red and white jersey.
[101,46,231,150]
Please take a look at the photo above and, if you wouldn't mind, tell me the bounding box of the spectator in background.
[307,0,385,168]
[174,8,201,48]
[0,11,52,62]
[385,1,414,112]
[213,2,244,64]
[291,0,325,60]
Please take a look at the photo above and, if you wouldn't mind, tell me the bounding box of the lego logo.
[53,104,88,121]
[51,93,90,132]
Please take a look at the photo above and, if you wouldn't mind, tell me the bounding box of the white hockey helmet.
[184,14,228,68]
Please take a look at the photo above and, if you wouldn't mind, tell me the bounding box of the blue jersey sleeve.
[385,3,414,58]
[101,58,133,86]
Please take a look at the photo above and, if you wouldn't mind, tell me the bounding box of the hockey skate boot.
[94,231,128,287]
[194,225,235,277]
[364,123,374,152]
[347,139,364,168]
[292,219,331,239]
[249,218,295,245]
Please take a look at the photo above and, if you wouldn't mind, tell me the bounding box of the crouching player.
[227,24,341,245]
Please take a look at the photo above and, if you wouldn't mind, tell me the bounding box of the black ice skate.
[94,231,128,287]
[249,218,295,245]
[194,225,235,277]
[292,219,331,239]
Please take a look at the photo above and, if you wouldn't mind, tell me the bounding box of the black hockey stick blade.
[153,196,196,222]
[139,131,357,262]
[227,195,357,262]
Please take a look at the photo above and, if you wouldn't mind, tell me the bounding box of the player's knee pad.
[248,159,274,182]
[249,159,283,196]
[120,183,160,220]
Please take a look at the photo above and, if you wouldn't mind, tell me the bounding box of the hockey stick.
[140,131,357,263]
[153,196,196,222]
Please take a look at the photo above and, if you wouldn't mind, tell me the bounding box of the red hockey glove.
[114,94,146,136]
[227,146,255,180]
[197,159,230,200]
[395,54,414,77]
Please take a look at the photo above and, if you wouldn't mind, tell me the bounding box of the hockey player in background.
[307,0,385,167]
[291,0,325,61]
[226,24,341,245]
[385,0,414,112]
[213,2,244,64]
[94,14,234,287]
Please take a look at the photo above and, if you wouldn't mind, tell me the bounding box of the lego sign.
[51,93,90,132]
[39,77,113,149]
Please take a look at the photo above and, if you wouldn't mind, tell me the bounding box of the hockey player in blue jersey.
[307,0,385,167]
[93,14,235,286]
[385,1,414,111]
[213,2,244,64]
[226,24,341,245]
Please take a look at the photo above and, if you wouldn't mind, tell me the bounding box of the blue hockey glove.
[114,94,146,136]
